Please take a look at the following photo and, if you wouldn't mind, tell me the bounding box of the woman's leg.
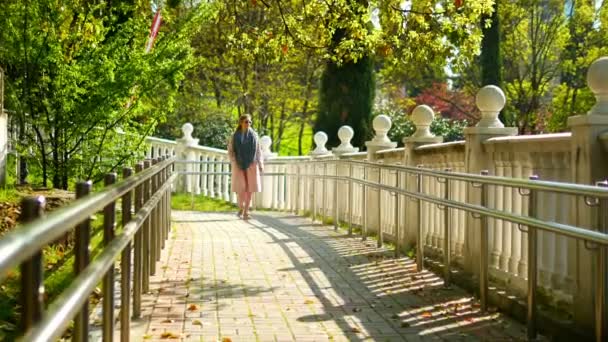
[243,191,252,217]
[236,191,244,215]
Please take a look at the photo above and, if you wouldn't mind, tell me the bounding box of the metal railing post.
[348,163,353,236]
[142,160,151,293]
[156,157,162,260]
[416,171,423,272]
[334,163,339,231]
[74,180,92,342]
[133,163,143,318]
[19,197,45,334]
[377,167,383,248]
[322,162,327,221]
[103,173,117,342]
[121,167,133,342]
[527,175,539,340]
[443,168,451,285]
[362,165,367,241]
[479,170,489,312]
[394,171,401,257]
[150,159,158,276]
[595,180,608,342]
[312,164,317,222]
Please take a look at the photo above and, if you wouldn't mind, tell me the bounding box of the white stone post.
[332,126,358,223]
[401,105,443,250]
[568,57,608,331]
[176,123,199,193]
[463,85,517,278]
[365,115,397,235]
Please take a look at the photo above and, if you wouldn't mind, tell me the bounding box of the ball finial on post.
[371,115,393,144]
[311,131,331,156]
[333,125,359,155]
[411,105,436,138]
[259,135,277,159]
[475,85,506,128]
[587,57,608,116]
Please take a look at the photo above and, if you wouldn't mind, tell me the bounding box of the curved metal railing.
[0,156,175,342]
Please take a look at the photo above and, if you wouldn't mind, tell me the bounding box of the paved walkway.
[135,211,534,341]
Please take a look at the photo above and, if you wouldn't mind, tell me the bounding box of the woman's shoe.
[237,209,243,218]
[243,213,251,220]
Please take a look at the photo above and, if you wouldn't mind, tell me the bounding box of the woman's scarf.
[233,128,257,170]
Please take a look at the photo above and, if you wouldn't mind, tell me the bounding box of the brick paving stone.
[129,210,544,342]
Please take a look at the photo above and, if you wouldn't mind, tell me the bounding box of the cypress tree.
[314,3,375,150]
[479,0,503,120]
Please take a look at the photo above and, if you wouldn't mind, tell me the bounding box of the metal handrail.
[0,155,175,342]
[293,158,608,198]
[21,173,176,341]
[292,172,608,245]
[0,157,175,281]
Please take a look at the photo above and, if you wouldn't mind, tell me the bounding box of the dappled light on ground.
[126,211,539,341]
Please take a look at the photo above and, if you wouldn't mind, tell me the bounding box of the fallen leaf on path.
[192,320,202,326]
[142,334,152,339]
[187,304,199,311]
[351,327,361,333]
[160,331,181,339]
[304,299,315,304]
[221,338,233,342]
[161,319,174,323]
[421,312,432,318]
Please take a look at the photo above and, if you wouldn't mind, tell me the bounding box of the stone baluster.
[194,152,201,195]
[510,154,523,275]
[222,156,230,201]
[201,154,209,196]
[208,155,216,198]
[518,153,534,277]
[550,152,567,289]
[215,155,223,198]
[491,156,504,269]
[501,153,514,272]
[176,123,199,194]
[456,165,466,257]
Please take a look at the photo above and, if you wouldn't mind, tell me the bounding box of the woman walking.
[228,114,264,220]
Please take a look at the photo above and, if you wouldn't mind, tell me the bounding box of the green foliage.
[316,56,375,148]
[0,1,214,188]
[547,0,608,131]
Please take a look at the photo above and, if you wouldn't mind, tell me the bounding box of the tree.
[500,0,569,133]
[480,0,503,88]
[547,0,608,131]
[0,1,213,188]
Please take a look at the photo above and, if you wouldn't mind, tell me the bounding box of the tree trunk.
[480,1,503,121]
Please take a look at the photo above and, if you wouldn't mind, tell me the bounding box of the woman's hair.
[235,114,252,132]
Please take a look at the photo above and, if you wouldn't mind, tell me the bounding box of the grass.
[171,193,237,212]
[0,188,19,204]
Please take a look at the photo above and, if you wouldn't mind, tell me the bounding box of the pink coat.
[227,133,264,193]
